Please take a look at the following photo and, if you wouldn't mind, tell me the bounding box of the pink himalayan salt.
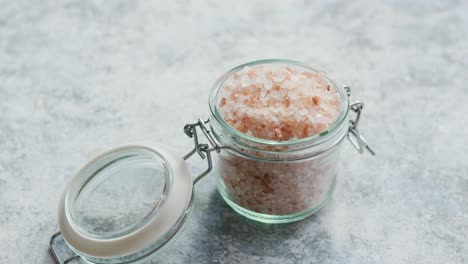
[218,149,338,215]
[216,64,342,216]
[217,65,341,141]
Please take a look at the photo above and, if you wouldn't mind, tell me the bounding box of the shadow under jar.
[206,59,372,223]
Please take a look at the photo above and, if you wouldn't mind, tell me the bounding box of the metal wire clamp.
[344,86,375,156]
[183,118,224,184]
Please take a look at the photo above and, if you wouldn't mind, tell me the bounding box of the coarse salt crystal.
[240,75,251,87]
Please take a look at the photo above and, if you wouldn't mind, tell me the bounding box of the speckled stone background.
[0,0,467,263]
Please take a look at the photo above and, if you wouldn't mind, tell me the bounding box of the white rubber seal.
[58,143,192,259]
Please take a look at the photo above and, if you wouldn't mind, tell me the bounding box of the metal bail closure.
[183,118,223,184]
[347,101,376,155]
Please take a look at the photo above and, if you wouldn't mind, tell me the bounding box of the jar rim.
[208,59,350,147]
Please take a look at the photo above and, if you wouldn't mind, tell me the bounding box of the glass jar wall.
[208,60,350,223]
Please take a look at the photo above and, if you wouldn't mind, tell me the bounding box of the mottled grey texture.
[0,0,467,263]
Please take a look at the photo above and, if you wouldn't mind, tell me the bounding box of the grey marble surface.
[1,0,467,263]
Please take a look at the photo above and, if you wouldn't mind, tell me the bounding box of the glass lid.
[57,144,193,263]
[70,146,171,238]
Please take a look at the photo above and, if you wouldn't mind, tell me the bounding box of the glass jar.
[49,59,373,263]
[206,59,373,223]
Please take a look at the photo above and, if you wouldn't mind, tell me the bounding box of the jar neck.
[210,110,349,161]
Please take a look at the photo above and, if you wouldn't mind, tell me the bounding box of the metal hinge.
[183,118,222,184]
[345,86,375,156]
